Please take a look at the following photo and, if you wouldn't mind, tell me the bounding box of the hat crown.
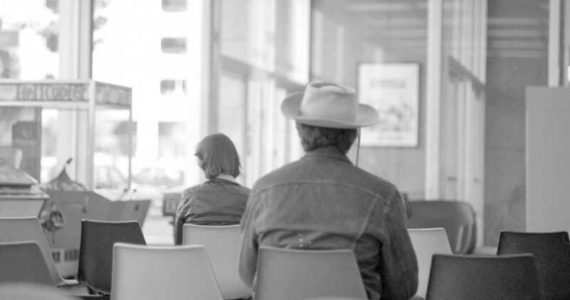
[300,83,357,123]
[280,81,379,129]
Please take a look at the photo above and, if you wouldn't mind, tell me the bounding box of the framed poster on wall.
[357,63,420,147]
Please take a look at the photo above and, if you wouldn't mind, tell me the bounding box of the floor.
[142,203,175,245]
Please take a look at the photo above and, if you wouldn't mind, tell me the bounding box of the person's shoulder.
[232,182,251,195]
[347,166,400,199]
[251,160,301,192]
[182,182,209,196]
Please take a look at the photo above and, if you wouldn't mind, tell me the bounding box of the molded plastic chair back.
[182,224,251,299]
[303,298,367,300]
[498,231,570,299]
[0,218,63,285]
[408,228,452,298]
[111,243,223,300]
[78,220,146,295]
[0,241,53,285]
[426,254,541,300]
[255,247,367,300]
[0,283,77,300]
[407,200,476,253]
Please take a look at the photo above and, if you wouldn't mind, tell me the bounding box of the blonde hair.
[195,133,241,179]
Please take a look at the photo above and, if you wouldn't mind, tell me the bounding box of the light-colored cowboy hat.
[281,81,379,129]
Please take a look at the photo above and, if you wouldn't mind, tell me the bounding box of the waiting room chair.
[302,298,367,300]
[0,241,53,286]
[255,247,367,300]
[426,254,541,300]
[407,200,476,254]
[78,220,146,295]
[408,228,452,299]
[182,224,251,299]
[0,218,67,286]
[111,243,223,300]
[498,231,570,300]
[0,283,77,300]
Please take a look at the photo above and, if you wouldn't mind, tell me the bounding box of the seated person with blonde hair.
[174,133,250,245]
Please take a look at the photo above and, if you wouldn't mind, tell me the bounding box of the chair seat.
[111,244,223,300]
[426,254,541,300]
[408,228,452,298]
[0,241,53,285]
[255,247,367,300]
[0,217,66,285]
[498,231,570,299]
[78,220,146,295]
[182,224,251,299]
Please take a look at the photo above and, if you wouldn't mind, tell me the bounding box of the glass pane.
[0,0,60,79]
[218,0,309,185]
[93,0,204,187]
[0,107,83,189]
[312,0,427,199]
[93,0,207,245]
[94,109,132,191]
[220,0,250,64]
[0,107,41,179]
[274,0,310,82]
[220,0,309,82]
[218,72,246,179]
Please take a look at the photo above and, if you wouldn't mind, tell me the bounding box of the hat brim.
[281,92,379,129]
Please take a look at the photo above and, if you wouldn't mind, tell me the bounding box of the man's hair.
[195,133,241,179]
[296,123,357,154]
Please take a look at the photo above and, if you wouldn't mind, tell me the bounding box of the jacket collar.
[304,146,352,164]
[217,174,237,182]
[209,174,240,185]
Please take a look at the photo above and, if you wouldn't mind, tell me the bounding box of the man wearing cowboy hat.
[239,81,418,300]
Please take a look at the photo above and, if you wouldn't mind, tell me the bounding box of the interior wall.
[484,0,548,245]
[526,87,570,232]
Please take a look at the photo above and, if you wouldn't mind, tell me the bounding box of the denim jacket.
[174,178,250,245]
[239,147,418,300]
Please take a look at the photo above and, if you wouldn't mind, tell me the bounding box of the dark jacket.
[239,146,418,300]
[174,178,250,245]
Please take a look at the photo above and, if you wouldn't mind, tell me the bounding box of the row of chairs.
[2,217,570,299]
[411,228,570,300]
[0,219,364,300]
[0,218,247,299]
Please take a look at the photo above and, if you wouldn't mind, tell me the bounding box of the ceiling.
[314,0,550,59]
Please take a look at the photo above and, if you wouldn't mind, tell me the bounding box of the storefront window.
[93,0,206,244]
[220,0,309,83]
[218,0,309,185]
[92,0,204,188]
[438,0,488,244]
[0,0,60,79]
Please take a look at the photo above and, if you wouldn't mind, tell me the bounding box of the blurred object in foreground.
[42,158,87,192]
